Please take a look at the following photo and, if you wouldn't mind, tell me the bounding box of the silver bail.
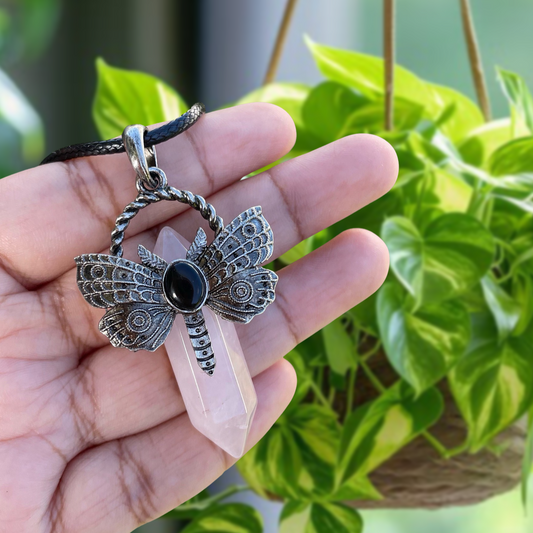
[122,124,159,189]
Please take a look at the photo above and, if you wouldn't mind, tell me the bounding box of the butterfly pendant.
[75,206,278,376]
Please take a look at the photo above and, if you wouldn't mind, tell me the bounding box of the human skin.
[0,103,398,532]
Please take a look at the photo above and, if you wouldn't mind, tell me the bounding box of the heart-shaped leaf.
[336,380,443,485]
[450,312,533,451]
[93,58,188,140]
[305,36,481,139]
[382,213,494,305]
[305,37,431,110]
[377,282,471,393]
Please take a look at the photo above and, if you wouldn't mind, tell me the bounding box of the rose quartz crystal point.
[154,226,257,458]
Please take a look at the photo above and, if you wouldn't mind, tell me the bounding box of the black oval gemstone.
[163,260,207,312]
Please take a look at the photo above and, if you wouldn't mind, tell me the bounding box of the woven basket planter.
[347,352,526,509]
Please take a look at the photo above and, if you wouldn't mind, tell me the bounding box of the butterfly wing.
[198,206,274,292]
[198,206,277,323]
[99,302,176,352]
[75,252,174,351]
[75,253,167,309]
[206,267,278,323]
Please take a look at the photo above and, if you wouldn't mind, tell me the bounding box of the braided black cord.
[40,102,205,165]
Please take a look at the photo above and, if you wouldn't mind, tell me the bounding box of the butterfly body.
[75,207,277,376]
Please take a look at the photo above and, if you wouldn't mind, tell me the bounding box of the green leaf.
[92,58,187,140]
[349,292,379,336]
[239,404,380,502]
[237,82,310,130]
[279,229,329,266]
[0,67,44,164]
[336,380,443,485]
[342,98,424,134]
[279,238,312,265]
[497,67,533,133]
[280,502,363,533]
[180,503,263,533]
[382,213,495,305]
[305,37,481,141]
[377,282,470,393]
[426,83,484,144]
[488,136,533,176]
[459,118,517,166]
[163,486,247,520]
[332,191,403,237]
[480,275,521,342]
[512,275,533,336]
[236,82,322,165]
[450,312,533,451]
[328,475,382,502]
[306,37,432,110]
[431,168,473,214]
[284,349,312,406]
[302,81,368,142]
[322,317,356,376]
[238,405,340,500]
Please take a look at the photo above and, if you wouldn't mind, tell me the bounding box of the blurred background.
[3,0,533,169]
[2,0,533,531]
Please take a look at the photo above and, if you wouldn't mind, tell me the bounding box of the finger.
[239,228,390,374]
[47,360,296,533]
[35,133,397,357]
[0,103,296,287]
[174,133,398,256]
[60,229,387,452]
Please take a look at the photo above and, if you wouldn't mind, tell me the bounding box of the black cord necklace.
[40,102,205,165]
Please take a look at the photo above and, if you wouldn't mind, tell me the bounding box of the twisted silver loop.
[110,184,224,258]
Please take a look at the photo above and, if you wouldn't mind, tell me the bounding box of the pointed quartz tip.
[154,225,257,459]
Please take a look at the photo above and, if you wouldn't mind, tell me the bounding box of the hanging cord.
[39,102,222,253]
[40,102,205,165]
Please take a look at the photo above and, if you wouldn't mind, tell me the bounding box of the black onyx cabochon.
[163,260,207,312]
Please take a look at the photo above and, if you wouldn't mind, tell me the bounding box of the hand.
[0,104,397,532]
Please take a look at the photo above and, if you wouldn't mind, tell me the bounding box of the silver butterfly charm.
[75,206,278,375]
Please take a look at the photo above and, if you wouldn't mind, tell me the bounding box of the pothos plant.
[92,37,533,532]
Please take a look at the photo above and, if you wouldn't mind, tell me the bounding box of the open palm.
[0,104,397,532]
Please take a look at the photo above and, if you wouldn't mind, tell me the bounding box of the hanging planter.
[235,29,533,524]
[348,352,527,509]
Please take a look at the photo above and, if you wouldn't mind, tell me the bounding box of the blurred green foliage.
[93,58,188,140]
[0,0,60,177]
[94,35,533,532]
